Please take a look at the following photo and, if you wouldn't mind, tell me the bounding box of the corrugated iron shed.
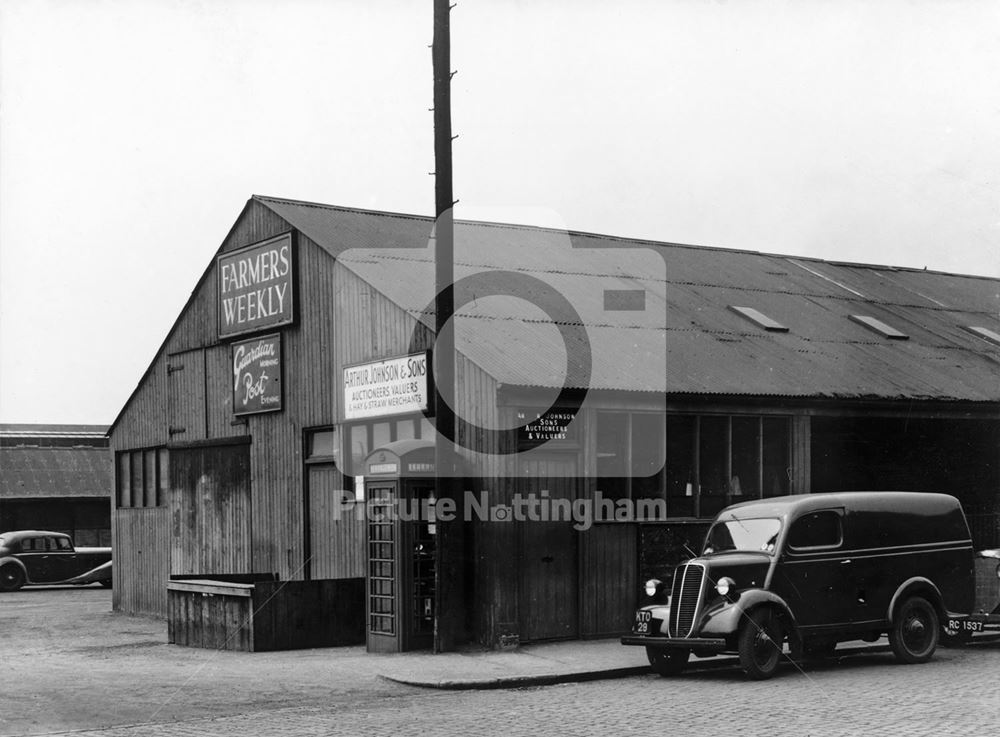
[255,196,1000,402]
[0,425,112,500]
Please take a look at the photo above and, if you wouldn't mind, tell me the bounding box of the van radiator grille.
[669,563,706,637]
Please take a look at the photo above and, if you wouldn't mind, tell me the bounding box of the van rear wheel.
[889,596,939,664]
[646,647,688,676]
[738,607,785,680]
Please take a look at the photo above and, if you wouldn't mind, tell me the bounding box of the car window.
[788,510,843,550]
[55,538,72,551]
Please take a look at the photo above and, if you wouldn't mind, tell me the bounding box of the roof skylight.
[728,306,789,332]
[849,315,909,340]
[965,326,1000,346]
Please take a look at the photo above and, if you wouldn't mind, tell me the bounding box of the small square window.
[308,430,339,460]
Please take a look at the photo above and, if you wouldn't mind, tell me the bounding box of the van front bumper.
[621,635,727,651]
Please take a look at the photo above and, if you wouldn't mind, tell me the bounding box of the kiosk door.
[364,440,438,652]
[366,481,398,649]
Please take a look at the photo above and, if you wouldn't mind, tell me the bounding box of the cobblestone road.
[29,641,1000,737]
[3,589,998,737]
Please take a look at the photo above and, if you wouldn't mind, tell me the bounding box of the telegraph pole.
[432,0,462,652]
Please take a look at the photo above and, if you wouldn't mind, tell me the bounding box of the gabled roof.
[256,195,1000,403]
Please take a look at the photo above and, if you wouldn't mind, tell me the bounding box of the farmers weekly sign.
[232,334,282,415]
[217,233,295,339]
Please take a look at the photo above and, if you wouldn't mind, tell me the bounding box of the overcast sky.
[1,0,998,425]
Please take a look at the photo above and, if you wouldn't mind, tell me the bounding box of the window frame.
[115,446,168,509]
[662,412,793,519]
[787,509,844,552]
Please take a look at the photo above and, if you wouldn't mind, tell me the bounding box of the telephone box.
[363,439,438,652]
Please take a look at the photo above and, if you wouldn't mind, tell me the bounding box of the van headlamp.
[645,578,662,597]
[715,577,736,597]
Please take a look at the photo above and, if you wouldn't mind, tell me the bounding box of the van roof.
[719,491,961,520]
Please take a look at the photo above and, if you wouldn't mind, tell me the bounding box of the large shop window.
[116,448,169,508]
[595,413,792,519]
[340,415,434,502]
[596,411,666,505]
[665,414,791,518]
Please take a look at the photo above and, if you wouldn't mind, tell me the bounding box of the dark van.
[621,492,975,679]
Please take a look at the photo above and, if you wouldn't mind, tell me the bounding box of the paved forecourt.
[51,641,1000,737]
[2,588,997,737]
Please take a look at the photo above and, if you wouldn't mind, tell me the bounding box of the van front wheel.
[889,596,939,664]
[738,607,785,680]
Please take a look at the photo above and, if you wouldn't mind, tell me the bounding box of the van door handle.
[841,559,852,565]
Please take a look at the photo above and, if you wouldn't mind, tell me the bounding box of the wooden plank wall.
[166,579,365,651]
[578,523,637,637]
[516,455,580,641]
[109,201,291,610]
[167,588,253,650]
[307,465,365,579]
[110,366,169,451]
[170,443,252,576]
[250,579,365,651]
[167,348,207,441]
[206,344,244,438]
[113,507,170,616]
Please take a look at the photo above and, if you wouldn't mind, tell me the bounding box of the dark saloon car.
[0,530,112,592]
[622,492,975,680]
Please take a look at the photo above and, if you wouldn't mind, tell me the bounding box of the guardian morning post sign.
[231,334,283,415]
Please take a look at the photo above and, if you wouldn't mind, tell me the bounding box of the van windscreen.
[704,518,781,555]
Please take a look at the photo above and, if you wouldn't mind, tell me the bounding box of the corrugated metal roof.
[0,424,109,438]
[255,196,1000,402]
[0,446,113,499]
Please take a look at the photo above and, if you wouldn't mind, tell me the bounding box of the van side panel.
[843,499,975,619]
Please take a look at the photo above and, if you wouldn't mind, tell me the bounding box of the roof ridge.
[254,195,999,281]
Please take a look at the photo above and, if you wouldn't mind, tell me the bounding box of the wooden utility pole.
[432,0,462,653]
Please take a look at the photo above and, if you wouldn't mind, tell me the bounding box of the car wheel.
[889,596,939,664]
[646,647,689,676]
[0,564,25,592]
[738,607,785,680]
